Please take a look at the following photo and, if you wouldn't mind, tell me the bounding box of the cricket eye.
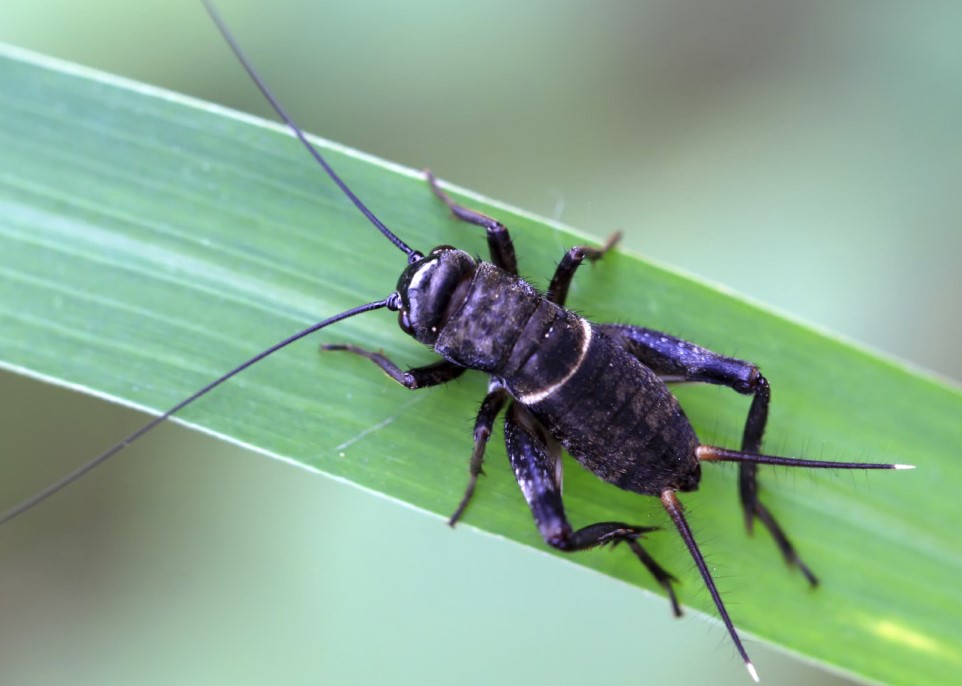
[398,310,414,335]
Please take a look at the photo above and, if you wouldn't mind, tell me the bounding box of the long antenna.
[0,298,394,526]
[201,0,420,261]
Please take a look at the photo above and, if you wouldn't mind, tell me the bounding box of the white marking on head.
[407,258,435,293]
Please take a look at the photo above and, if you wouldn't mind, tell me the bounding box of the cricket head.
[395,246,477,344]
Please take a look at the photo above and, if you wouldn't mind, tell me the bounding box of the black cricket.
[0,1,913,680]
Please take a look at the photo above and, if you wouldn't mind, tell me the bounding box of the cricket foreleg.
[425,170,518,275]
[321,344,465,389]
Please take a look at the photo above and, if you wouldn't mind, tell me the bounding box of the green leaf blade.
[2,45,960,685]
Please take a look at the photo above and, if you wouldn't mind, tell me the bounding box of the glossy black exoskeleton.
[320,173,908,682]
[0,2,912,680]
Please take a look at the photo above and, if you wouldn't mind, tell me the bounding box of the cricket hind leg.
[598,323,817,585]
[425,170,518,275]
[504,402,680,615]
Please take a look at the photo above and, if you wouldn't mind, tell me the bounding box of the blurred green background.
[1,1,959,685]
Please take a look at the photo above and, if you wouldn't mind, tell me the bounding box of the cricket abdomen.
[507,325,702,496]
[433,264,701,496]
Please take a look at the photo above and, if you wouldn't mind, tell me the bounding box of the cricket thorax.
[433,262,547,372]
